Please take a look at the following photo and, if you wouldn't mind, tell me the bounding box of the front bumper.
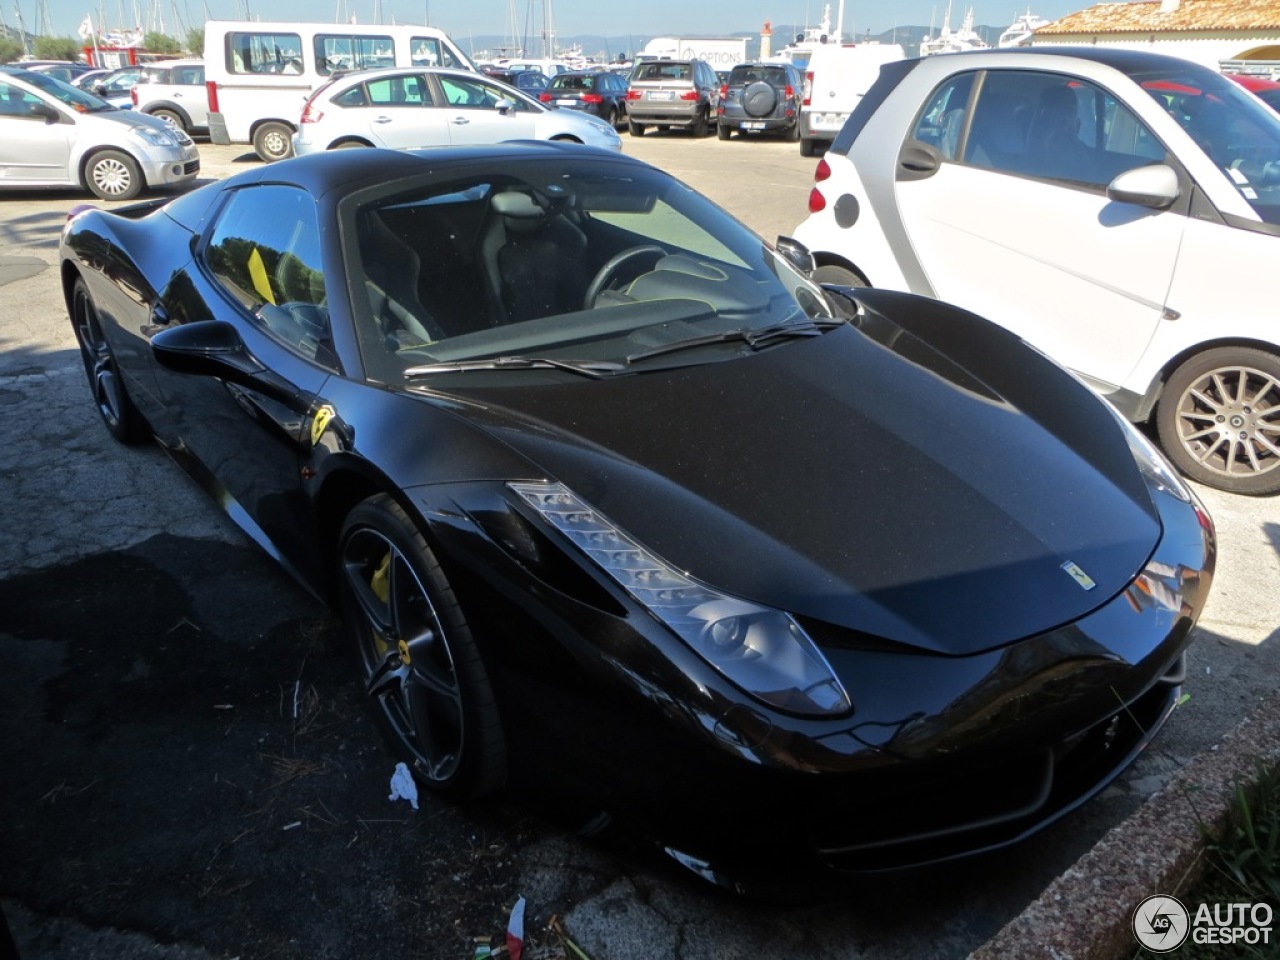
[140,147,200,187]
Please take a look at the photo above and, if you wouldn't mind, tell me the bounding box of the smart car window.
[910,72,975,161]
[204,185,334,367]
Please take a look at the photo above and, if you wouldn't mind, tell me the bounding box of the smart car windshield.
[344,158,834,381]
[1136,66,1280,226]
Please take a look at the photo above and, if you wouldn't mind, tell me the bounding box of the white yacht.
[998,9,1049,47]
[919,4,989,57]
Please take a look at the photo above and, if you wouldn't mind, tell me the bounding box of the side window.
[411,37,466,69]
[227,31,303,76]
[315,34,394,75]
[911,72,975,160]
[964,71,1167,187]
[439,76,522,111]
[365,75,431,106]
[203,185,334,367]
[0,80,42,118]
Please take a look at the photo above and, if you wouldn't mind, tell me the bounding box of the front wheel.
[70,277,147,443]
[253,121,295,162]
[85,149,143,201]
[338,495,506,799]
[811,264,866,289]
[1156,347,1280,495]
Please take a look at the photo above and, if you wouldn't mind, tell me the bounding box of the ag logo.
[310,404,336,447]
[1133,895,1190,952]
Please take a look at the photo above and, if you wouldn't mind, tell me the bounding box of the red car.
[1227,72,1280,113]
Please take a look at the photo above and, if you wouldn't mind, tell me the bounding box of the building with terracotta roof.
[1032,0,1280,73]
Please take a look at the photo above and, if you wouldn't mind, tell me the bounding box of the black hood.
[430,305,1160,655]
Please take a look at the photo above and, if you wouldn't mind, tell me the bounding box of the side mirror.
[1107,163,1180,210]
[152,320,300,407]
[30,101,61,124]
[495,97,515,115]
[774,235,816,275]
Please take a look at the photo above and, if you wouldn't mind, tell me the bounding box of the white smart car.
[292,66,622,155]
[793,47,1280,495]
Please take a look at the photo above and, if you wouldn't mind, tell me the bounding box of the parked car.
[625,58,720,136]
[84,64,145,104]
[292,66,621,154]
[0,66,199,200]
[131,58,207,134]
[716,61,803,141]
[480,66,549,94]
[1227,72,1280,114]
[19,60,99,85]
[539,69,628,127]
[794,47,1280,495]
[60,142,1213,891]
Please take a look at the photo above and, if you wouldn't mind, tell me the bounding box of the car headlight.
[1105,404,1195,503]
[510,481,852,718]
[130,125,177,148]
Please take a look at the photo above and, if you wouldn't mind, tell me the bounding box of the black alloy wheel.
[1156,347,1280,495]
[70,277,147,443]
[338,495,506,799]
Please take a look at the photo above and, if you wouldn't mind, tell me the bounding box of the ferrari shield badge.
[1061,560,1097,591]
[310,404,337,447]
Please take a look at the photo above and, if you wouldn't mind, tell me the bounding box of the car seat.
[479,189,588,325]
[360,212,443,347]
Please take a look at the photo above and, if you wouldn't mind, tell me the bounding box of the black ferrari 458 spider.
[61,141,1215,891]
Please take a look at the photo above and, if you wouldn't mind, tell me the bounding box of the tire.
[84,149,143,201]
[742,81,778,118]
[605,107,619,128]
[691,108,708,138]
[812,264,866,289]
[627,119,645,137]
[252,121,295,162]
[717,122,731,140]
[330,140,370,149]
[1155,347,1280,495]
[149,108,186,132]
[799,137,817,158]
[338,495,506,799]
[70,277,147,444]
[785,118,800,142]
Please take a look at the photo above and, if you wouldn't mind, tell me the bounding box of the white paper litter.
[388,761,419,810]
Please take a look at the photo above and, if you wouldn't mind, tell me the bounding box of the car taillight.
[299,96,324,124]
[814,157,831,182]
[538,91,553,102]
[582,93,603,103]
[625,90,641,100]
[803,71,814,106]
[784,85,795,100]
[130,86,138,106]
[679,90,698,101]
[719,84,727,98]
[205,80,219,113]
[808,187,826,213]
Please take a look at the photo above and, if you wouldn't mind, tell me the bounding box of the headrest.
[492,191,544,219]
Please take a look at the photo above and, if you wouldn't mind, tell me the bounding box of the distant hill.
[465,23,1007,63]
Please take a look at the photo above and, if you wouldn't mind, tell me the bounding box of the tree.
[186,27,204,57]
[33,35,80,61]
[144,31,180,55]
[0,36,24,63]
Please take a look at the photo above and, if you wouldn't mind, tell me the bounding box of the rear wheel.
[338,495,506,799]
[85,149,142,201]
[1156,347,1280,495]
[149,108,186,132]
[717,122,731,140]
[70,277,147,444]
[691,109,708,137]
[812,264,866,289]
[253,121,294,162]
[628,119,645,137]
[799,137,817,157]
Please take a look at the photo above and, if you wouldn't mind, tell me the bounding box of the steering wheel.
[583,245,666,309]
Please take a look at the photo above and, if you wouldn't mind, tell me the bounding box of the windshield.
[1135,66,1280,225]
[343,157,833,382]
[12,68,115,113]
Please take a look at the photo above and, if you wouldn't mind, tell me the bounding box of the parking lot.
[2,135,1279,960]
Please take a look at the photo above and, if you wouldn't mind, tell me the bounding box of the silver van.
[0,66,199,200]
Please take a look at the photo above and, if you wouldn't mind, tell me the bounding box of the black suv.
[716,62,803,141]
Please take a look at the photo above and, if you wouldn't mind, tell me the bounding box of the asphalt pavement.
[1,137,1278,960]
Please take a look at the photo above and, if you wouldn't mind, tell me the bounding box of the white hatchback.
[292,66,622,155]
[793,47,1280,495]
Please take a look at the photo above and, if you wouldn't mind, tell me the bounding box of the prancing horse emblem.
[1061,561,1097,591]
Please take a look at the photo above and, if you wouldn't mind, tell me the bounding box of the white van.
[203,19,476,162]
[798,42,905,157]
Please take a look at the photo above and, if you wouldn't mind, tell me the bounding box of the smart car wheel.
[253,121,295,162]
[70,277,147,443]
[85,149,142,201]
[1156,347,1280,496]
[338,495,506,799]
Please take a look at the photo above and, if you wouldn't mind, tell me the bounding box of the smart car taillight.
[814,157,831,182]
[808,188,826,213]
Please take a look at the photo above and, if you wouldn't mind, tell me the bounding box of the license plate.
[742,121,766,131]
[649,91,674,101]
[555,98,576,106]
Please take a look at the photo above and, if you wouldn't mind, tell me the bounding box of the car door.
[150,182,339,582]
[431,72,539,144]
[0,79,73,182]
[335,72,449,148]
[890,68,1184,390]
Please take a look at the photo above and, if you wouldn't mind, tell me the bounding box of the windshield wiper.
[625,318,843,364]
[404,356,626,380]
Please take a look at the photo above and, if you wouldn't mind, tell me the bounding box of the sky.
[33,0,1089,47]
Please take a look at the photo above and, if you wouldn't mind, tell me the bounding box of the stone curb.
[970,696,1280,960]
